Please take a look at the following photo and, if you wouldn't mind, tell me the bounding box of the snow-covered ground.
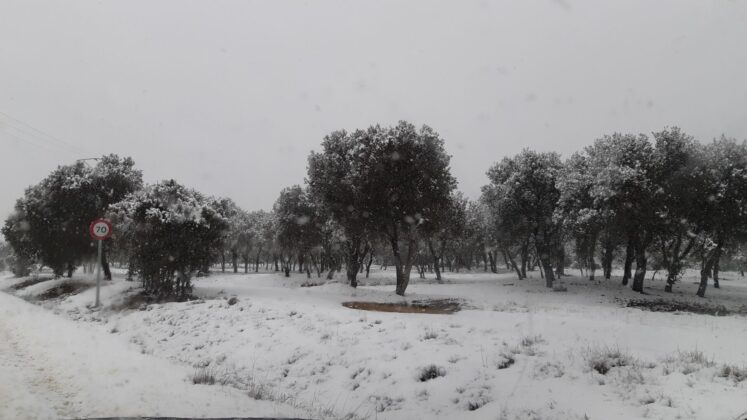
[0,279,306,419]
[2,268,746,420]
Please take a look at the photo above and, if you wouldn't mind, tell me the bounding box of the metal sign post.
[89,219,113,307]
[95,239,102,306]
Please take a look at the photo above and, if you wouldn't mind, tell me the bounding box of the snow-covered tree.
[484,150,563,287]
[580,134,657,291]
[108,180,227,297]
[211,197,245,273]
[0,213,35,277]
[646,128,704,292]
[556,152,604,280]
[273,185,322,277]
[309,121,456,295]
[479,191,528,279]
[2,155,142,278]
[692,136,747,296]
[247,210,275,272]
[358,122,456,295]
[422,192,467,282]
[307,129,374,287]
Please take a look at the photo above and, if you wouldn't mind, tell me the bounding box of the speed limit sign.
[89,218,113,241]
[89,218,113,307]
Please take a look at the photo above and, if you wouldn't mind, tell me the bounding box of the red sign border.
[89,219,113,241]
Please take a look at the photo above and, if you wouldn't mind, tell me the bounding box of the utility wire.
[0,128,54,152]
[0,110,84,155]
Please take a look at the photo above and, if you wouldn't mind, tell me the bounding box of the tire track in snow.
[0,315,73,419]
[0,290,304,419]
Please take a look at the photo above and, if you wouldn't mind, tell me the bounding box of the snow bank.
[0,290,304,419]
[4,268,747,419]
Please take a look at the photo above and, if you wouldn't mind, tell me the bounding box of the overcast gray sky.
[2,0,747,220]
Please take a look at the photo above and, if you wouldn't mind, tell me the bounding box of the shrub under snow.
[109,180,228,298]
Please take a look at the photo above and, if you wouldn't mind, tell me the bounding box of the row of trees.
[483,129,747,297]
[3,123,746,298]
[2,156,143,278]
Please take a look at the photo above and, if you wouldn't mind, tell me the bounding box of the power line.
[0,128,56,152]
[0,111,84,154]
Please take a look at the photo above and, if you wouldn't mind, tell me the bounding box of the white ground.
[1,267,746,420]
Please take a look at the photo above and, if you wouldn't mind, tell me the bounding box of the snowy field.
[1,268,747,420]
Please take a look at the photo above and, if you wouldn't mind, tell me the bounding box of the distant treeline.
[3,122,746,298]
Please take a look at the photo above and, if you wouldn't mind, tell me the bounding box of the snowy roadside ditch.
[2,270,747,420]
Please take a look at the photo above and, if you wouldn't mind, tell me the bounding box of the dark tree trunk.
[390,235,405,295]
[601,247,613,280]
[697,258,716,297]
[588,252,596,281]
[488,251,497,273]
[599,234,614,280]
[66,264,75,278]
[556,248,565,277]
[232,251,238,273]
[504,248,523,280]
[221,252,225,272]
[542,259,554,288]
[662,232,698,293]
[427,239,443,283]
[244,260,248,273]
[126,257,135,281]
[325,253,337,280]
[365,252,373,278]
[586,234,597,281]
[697,240,723,297]
[664,270,677,293]
[347,258,360,288]
[390,232,416,296]
[713,246,722,288]
[631,249,647,293]
[102,245,112,280]
[663,238,676,293]
[345,238,365,288]
[310,254,321,278]
[520,244,528,278]
[622,238,635,285]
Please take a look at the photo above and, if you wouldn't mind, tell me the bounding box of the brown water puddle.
[342,299,461,314]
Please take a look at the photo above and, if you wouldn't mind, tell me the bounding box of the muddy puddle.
[342,299,462,314]
[624,298,747,316]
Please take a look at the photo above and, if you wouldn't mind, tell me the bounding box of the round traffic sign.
[89,219,113,240]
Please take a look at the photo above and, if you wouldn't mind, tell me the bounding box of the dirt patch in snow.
[36,281,92,300]
[10,276,55,291]
[300,281,325,287]
[342,299,462,314]
[623,298,747,316]
[112,291,202,310]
